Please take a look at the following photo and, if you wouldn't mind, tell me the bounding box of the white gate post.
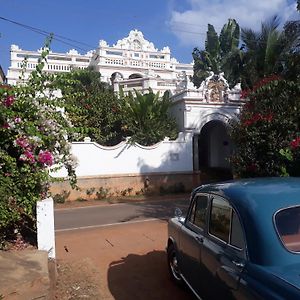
[36,197,56,259]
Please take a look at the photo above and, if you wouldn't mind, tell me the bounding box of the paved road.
[55,198,190,231]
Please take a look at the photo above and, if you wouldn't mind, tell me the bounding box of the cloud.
[168,0,298,48]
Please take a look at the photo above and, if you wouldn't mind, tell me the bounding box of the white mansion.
[7,30,243,174]
[7,29,193,95]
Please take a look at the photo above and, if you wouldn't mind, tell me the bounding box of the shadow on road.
[107,250,194,300]
[132,198,190,221]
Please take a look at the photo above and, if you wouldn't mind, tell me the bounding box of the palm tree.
[240,15,299,88]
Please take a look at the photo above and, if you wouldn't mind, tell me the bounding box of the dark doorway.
[194,121,233,180]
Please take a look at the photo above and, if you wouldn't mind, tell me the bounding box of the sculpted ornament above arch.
[201,72,230,103]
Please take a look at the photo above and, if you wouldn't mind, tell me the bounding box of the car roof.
[195,177,300,212]
[194,177,300,265]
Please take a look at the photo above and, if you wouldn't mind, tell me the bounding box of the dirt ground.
[54,258,102,299]
[54,220,194,300]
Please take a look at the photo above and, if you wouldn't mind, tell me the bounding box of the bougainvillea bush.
[230,76,300,178]
[0,44,76,247]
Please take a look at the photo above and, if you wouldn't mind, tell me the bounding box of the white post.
[36,197,56,259]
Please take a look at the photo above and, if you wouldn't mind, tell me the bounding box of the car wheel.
[167,243,183,285]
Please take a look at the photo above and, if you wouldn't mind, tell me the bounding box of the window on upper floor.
[76,58,90,62]
[149,54,165,59]
[106,50,123,56]
[48,56,72,61]
[17,54,41,59]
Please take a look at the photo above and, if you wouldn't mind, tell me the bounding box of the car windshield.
[275,206,300,252]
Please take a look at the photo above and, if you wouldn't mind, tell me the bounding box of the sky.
[0,0,299,73]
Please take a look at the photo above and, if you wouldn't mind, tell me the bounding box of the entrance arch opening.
[193,120,233,179]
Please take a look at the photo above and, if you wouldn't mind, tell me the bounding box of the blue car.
[167,177,300,300]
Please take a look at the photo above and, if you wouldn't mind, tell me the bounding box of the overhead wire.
[0,15,295,51]
[0,16,95,52]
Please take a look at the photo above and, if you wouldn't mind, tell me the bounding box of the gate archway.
[193,120,233,179]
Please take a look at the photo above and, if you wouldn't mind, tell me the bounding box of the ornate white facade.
[7,29,193,94]
[89,29,193,94]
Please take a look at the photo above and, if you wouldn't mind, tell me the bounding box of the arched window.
[128,73,143,79]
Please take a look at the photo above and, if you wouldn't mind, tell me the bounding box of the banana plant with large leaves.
[192,19,241,88]
[121,88,178,146]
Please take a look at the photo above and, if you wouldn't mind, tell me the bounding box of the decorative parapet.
[11,44,21,51]
[114,29,157,52]
[98,29,172,54]
[171,72,242,104]
[67,49,80,55]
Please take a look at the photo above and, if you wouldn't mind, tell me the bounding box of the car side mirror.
[174,208,185,224]
[175,207,182,218]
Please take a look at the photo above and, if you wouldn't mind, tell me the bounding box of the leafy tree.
[230,76,300,178]
[121,89,178,146]
[55,68,125,146]
[192,19,241,88]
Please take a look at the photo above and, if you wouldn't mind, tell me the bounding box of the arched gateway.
[170,73,244,181]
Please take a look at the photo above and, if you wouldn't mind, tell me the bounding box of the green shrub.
[53,190,70,204]
[95,187,110,200]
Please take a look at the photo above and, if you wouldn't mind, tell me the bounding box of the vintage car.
[167,177,300,300]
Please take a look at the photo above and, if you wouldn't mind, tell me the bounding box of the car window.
[209,197,231,243]
[275,206,300,252]
[188,195,208,230]
[231,209,245,249]
[209,196,245,249]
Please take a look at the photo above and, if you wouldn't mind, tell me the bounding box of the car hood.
[266,263,300,290]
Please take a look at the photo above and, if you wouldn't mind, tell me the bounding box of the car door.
[200,195,247,299]
[179,193,208,295]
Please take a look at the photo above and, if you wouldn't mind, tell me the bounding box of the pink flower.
[14,117,22,123]
[38,150,53,166]
[24,150,35,163]
[2,122,10,129]
[3,95,14,107]
[16,137,30,149]
[19,150,35,163]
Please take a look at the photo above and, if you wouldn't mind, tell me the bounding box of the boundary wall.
[50,132,198,200]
